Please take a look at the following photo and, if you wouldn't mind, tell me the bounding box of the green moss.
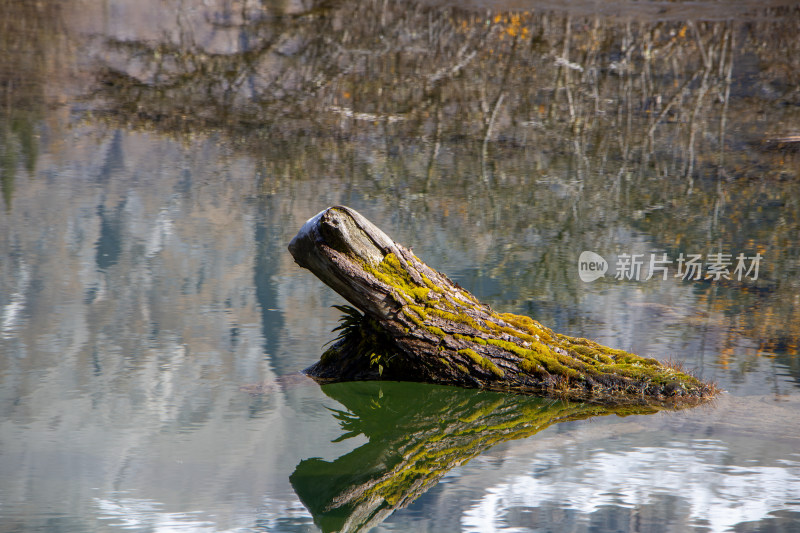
[397,291,415,304]
[594,362,700,387]
[410,286,431,301]
[420,273,444,293]
[519,358,542,373]
[408,304,429,320]
[428,308,489,333]
[487,362,505,378]
[458,290,479,304]
[485,338,580,379]
[453,333,488,345]
[428,326,446,337]
[570,344,614,364]
[616,353,661,366]
[458,348,505,377]
[485,338,530,358]
[402,307,425,328]
[360,252,420,302]
[485,320,541,345]
[497,312,555,343]
[459,348,482,365]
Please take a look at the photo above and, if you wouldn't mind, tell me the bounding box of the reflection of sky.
[0,261,29,339]
[95,497,217,531]
[94,495,313,532]
[462,440,800,533]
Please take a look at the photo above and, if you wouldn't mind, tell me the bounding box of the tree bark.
[288,206,717,406]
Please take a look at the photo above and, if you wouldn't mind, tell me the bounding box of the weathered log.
[291,381,659,533]
[288,206,718,406]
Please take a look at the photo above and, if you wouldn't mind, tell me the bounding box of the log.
[288,206,718,406]
[290,381,660,533]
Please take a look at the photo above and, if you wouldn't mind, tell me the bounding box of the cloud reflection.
[462,440,800,533]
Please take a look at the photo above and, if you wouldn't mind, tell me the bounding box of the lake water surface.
[1,1,799,532]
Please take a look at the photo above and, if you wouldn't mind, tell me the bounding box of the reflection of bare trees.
[91,2,799,181]
[5,0,799,371]
[0,0,65,210]
[87,0,800,367]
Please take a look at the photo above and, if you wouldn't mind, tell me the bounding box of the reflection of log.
[290,381,659,533]
[289,206,717,405]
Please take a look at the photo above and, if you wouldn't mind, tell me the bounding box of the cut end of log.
[289,206,720,408]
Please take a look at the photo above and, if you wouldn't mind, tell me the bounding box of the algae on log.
[291,381,660,533]
[288,206,718,406]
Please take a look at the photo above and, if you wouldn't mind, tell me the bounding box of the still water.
[1,0,799,531]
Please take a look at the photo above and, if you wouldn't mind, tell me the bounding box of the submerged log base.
[288,206,719,407]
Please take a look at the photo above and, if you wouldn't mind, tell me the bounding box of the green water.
[1,0,799,531]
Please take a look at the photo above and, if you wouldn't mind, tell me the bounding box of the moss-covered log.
[288,206,718,406]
